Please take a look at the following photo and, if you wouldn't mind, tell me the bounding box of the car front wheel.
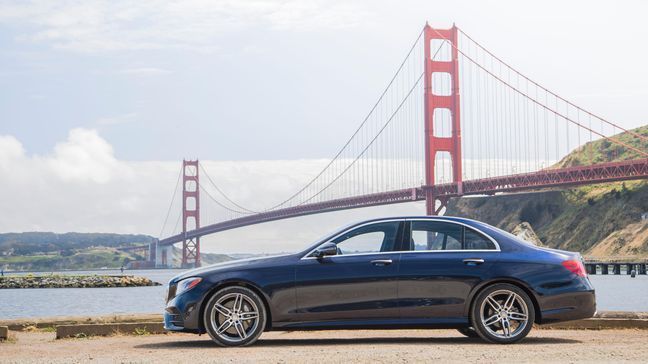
[470,283,535,344]
[203,286,267,347]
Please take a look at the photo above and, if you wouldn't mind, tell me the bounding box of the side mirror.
[313,242,337,258]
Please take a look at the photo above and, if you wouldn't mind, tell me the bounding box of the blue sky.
[0,0,646,254]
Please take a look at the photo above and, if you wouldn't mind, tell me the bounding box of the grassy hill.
[552,125,647,168]
[0,247,143,271]
[0,232,233,271]
[447,125,648,258]
[0,232,154,256]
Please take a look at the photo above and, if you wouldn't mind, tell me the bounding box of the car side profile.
[164,216,596,346]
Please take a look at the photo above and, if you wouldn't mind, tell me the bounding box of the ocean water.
[0,270,646,320]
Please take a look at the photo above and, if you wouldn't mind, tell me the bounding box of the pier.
[584,260,648,275]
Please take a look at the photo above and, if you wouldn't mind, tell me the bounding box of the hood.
[169,253,295,283]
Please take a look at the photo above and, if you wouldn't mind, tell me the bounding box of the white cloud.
[0,0,367,52]
[45,128,125,183]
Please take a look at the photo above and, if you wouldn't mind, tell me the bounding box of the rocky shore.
[0,275,161,289]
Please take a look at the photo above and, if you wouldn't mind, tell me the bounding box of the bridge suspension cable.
[158,164,183,238]
[457,27,647,143]
[457,44,647,157]
[298,71,425,206]
[198,162,258,214]
[258,26,428,211]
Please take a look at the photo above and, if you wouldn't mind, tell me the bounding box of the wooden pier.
[584,260,648,275]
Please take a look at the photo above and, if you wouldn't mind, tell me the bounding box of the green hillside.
[553,125,647,168]
[0,232,154,256]
[0,232,233,271]
[0,247,143,271]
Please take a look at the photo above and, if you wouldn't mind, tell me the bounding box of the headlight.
[175,277,202,296]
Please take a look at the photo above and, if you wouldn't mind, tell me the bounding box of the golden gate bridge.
[151,24,647,268]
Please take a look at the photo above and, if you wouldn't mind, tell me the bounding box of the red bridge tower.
[423,24,463,215]
[182,160,201,268]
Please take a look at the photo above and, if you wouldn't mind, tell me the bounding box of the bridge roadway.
[159,158,648,246]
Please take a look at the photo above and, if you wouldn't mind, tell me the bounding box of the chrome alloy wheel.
[479,289,529,339]
[210,292,260,343]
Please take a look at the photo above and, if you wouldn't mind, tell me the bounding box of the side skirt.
[269,317,470,331]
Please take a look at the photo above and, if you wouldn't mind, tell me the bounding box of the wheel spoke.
[214,303,231,316]
[217,319,233,334]
[486,296,502,311]
[501,318,511,337]
[483,313,500,326]
[502,293,515,310]
[234,321,247,339]
[240,311,259,321]
[233,294,243,311]
[509,312,528,321]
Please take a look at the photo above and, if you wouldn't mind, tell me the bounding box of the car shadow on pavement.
[135,336,580,349]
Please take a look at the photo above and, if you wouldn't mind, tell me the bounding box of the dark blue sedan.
[164,216,596,346]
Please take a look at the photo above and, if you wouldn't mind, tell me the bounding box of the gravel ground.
[2,329,648,363]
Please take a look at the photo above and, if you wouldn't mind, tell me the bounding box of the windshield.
[302,220,368,253]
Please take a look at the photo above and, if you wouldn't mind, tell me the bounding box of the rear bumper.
[538,289,596,324]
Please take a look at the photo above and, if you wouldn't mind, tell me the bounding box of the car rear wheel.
[203,286,267,347]
[470,283,535,344]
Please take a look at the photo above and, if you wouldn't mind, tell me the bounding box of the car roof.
[351,215,484,225]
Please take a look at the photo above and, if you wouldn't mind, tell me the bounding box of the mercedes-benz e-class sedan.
[164,216,596,346]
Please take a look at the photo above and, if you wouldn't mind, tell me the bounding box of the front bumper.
[163,285,207,333]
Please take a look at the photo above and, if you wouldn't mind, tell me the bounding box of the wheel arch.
[198,279,274,333]
[465,278,542,324]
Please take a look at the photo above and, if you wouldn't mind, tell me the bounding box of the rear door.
[397,219,500,319]
[295,220,404,323]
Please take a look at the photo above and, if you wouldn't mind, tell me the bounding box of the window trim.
[403,218,501,253]
[301,219,405,260]
[301,218,500,260]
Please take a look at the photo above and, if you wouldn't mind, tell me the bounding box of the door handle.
[371,259,393,266]
[463,258,485,265]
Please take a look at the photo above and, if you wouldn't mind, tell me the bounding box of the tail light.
[562,259,587,277]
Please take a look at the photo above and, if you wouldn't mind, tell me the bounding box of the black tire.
[203,286,267,347]
[470,283,535,344]
[456,327,480,338]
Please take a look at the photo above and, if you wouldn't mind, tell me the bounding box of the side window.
[464,228,496,250]
[332,221,400,255]
[408,221,497,251]
[410,221,462,251]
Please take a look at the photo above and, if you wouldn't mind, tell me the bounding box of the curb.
[3,311,648,338]
[0,314,163,331]
[540,318,648,330]
[55,322,165,339]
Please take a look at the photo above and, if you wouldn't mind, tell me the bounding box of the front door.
[295,220,404,323]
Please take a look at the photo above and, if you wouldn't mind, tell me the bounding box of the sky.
[0,0,647,254]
